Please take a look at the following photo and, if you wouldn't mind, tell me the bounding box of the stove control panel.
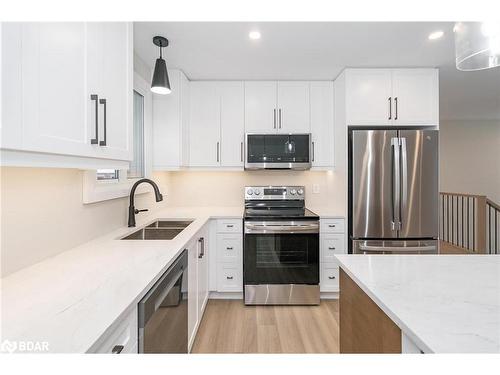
[245,186,305,200]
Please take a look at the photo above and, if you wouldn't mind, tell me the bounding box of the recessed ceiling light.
[428,30,444,40]
[249,31,261,40]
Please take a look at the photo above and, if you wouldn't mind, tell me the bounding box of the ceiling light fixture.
[249,31,261,40]
[454,21,500,71]
[151,36,171,95]
[428,30,444,40]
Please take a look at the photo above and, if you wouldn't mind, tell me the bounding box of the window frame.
[82,72,153,204]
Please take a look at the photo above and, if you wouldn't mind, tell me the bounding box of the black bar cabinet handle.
[388,97,392,120]
[99,98,107,146]
[90,94,99,144]
[394,97,398,120]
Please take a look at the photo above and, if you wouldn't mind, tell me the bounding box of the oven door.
[244,221,319,285]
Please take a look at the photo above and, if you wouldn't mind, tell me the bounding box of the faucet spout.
[128,178,164,227]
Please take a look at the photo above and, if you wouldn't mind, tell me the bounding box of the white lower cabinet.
[320,217,346,294]
[320,265,340,292]
[187,237,198,350]
[89,306,138,354]
[187,223,210,351]
[215,219,243,293]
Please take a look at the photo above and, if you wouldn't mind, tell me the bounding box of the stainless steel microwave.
[244,133,312,170]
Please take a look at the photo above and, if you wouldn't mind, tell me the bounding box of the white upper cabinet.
[188,81,244,168]
[21,23,92,156]
[277,81,310,133]
[153,69,190,170]
[345,69,393,126]
[310,81,334,167]
[1,22,133,166]
[344,68,439,126]
[219,82,244,167]
[189,82,220,167]
[1,23,23,150]
[244,81,277,133]
[391,69,439,125]
[244,81,311,133]
[96,22,133,161]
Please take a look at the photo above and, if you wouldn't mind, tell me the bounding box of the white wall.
[439,120,500,203]
[165,170,344,214]
[0,167,171,277]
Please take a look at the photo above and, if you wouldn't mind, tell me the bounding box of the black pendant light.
[151,36,171,95]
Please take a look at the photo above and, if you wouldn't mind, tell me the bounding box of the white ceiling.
[134,22,500,121]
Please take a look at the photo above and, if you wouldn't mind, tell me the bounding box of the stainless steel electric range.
[243,186,320,305]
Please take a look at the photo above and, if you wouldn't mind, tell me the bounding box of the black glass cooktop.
[244,207,319,220]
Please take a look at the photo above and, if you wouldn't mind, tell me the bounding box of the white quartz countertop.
[0,206,243,353]
[334,255,500,353]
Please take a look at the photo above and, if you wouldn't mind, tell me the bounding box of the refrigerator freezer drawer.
[352,239,438,254]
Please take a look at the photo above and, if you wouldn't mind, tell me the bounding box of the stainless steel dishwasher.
[138,250,188,353]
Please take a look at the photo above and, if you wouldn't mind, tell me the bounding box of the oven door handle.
[245,223,319,234]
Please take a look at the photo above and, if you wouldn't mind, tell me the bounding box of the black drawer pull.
[328,224,336,228]
[328,247,336,250]
[226,276,233,280]
[226,224,234,228]
[328,276,336,280]
[226,247,233,250]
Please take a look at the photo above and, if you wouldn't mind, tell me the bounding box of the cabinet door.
[197,229,209,322]
[187,239,198,351]
[277,81,310,133]
[189,82,220,167]
[96,22,133,161]
[244,81,277,133]
[153,70,185,169]
[219,82,244,167]
[21,23,95,157]
[310,81,334,167]
[345,69,392,126]
[1,23,23,150]
[392,69,439,126]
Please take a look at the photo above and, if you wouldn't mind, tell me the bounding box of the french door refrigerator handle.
[391,137,401,231]
[400,137,408,231]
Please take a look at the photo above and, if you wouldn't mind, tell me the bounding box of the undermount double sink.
[121,220,193,241]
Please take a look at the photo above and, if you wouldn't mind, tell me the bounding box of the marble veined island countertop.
[334,255,500,353]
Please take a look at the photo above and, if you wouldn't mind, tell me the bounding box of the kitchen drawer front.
[217,233,242,263]
[91,306,138,354]
[217,264,243,292]
[320,218,345,233]
[216,219,243,234]
[320,264,339,292]
[321,234,346,262]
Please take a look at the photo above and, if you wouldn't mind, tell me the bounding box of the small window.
[96,169,120,181]
[128,90,145,179]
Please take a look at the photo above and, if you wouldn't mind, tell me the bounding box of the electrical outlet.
[313,184,320,194]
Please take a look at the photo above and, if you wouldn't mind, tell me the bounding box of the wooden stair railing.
[439,192,499,254]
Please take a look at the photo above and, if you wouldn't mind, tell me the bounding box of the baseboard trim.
[209,291,243,300]
[320,292,339,299]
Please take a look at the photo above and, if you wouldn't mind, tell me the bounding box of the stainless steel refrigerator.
[349,129,439,254]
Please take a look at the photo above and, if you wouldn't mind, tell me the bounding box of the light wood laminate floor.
[192,299,339,353]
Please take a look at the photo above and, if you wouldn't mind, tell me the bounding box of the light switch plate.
[313,184,320,194]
